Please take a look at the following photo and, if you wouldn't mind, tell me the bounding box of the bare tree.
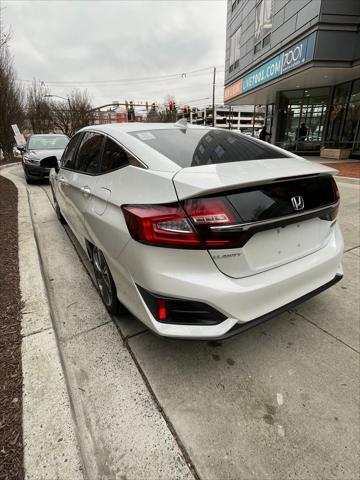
[0,8,10,49]
[146,94,178,123]
[146,105,178,123]
[52,89,94,137]
[26,80,54,133]
[0,22,25,161]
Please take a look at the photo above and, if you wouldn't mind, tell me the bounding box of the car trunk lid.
[174,159,339,278]
[172,157,336,199]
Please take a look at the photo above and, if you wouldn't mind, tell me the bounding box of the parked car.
[20,133,69,183]
[50,122,343,339]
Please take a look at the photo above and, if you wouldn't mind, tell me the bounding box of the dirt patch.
[0,175,24,480]
[322,162,360,178]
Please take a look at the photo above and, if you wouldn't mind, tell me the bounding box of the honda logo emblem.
[291,196,304,211]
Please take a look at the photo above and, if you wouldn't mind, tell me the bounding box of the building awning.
[225,64,360,105]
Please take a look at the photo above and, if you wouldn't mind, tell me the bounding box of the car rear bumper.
[111,222,343,339]
[23,163,51,180]
[214,273,342,340]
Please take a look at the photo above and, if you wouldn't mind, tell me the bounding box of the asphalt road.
[4,164,360,480]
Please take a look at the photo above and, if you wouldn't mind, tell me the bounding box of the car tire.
[51,187,66,225]
[25,174,34,185]
[92,246,119,314]
[55,201,66,225]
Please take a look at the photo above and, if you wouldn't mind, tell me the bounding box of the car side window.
[101,137,129,173]
[61,133,82,169]
[76,132,104,174]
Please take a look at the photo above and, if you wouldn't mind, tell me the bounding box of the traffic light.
[151,102,156,112]
[125,100,129,111]
[145,101,149,112]
[128,101,135,122]
[168,100,173,111]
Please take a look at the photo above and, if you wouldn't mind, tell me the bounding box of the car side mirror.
[18,146,26,153]
[41,155,59,172]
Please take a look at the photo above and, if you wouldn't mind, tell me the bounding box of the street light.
[44,94,73,135]
[44,94,71,111]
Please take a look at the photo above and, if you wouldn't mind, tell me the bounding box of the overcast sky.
[3,0,227,109]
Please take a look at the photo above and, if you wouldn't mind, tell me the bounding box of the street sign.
[11,124,21,136]
[14,134,26,146]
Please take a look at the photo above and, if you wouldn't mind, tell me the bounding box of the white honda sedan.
[50,122,343,339]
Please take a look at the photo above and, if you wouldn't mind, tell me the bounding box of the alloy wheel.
[93,247,113,308]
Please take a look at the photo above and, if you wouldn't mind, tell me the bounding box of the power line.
[20,65,225,87]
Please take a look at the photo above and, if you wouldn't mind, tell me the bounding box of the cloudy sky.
[3,0,227,109]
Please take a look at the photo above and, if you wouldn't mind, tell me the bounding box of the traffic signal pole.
[212,66,216,127]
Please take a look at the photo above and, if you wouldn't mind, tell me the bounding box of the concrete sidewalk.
[1,165,84,479]
[2,165,194,480]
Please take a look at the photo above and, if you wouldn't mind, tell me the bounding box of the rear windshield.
[28,135,69,150]
[130,128,288,167]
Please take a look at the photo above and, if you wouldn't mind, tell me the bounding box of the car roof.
[80,122,209,134]
[77,123,212,172]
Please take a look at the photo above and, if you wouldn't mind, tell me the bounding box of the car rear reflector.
[157,298,167,321]
[137,286,227,325]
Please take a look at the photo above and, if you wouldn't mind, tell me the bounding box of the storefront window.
[333,82,351,105]
[265,104,274,137]
[325,81,351,147]
[342,79,360,153]
[276,87,330,152]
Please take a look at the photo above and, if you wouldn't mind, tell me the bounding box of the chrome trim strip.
[210,201,339,233]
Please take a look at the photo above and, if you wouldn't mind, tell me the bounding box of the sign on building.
[224,32,317,101]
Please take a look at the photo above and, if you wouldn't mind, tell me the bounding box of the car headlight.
[23,155,40,165]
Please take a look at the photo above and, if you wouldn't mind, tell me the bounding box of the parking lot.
[2,163,360,480]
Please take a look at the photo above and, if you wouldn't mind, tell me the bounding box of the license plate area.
[245,218,328,270]
[209,217,332,279]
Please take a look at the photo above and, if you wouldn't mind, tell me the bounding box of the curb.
[0,162,21,171]
[0,166,84,480]
[335,176,360,185]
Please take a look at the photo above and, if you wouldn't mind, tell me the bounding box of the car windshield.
[130,128,289,167]
[28,135,69,150]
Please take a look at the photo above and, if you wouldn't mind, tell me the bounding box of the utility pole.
[212,66,216,127]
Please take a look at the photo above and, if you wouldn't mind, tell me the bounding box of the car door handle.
[80,186,91,197]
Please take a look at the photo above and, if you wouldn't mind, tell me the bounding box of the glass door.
[276,90,303,151]
[299,88,329,151]
[277,87,330,152]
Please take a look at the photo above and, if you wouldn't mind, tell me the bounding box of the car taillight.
[122,198,249,249]
[182,197,249,248]
[332,177,340,202]
[329,177,340,220]
[183,198,236,225]
[122,204,201,247]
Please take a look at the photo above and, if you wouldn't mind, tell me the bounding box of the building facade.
[224,0,360,156]
[190,105,265,133]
